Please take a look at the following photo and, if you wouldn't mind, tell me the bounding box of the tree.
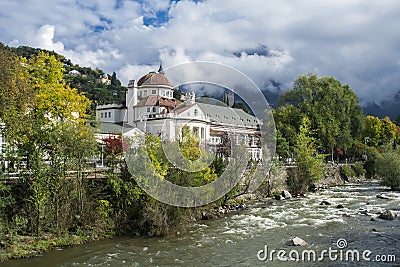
[1,51,94,236]
[376,149,400,189]
[279,74,364,161]
[0,45,33,141]
[108,71,126,104]
[362,116,397,147]
[22,52,90,124]
[288,117,325,194]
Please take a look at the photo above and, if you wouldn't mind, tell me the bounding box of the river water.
[2,181,400,267]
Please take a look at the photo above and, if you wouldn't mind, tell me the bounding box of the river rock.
[376,194,390,200]
[282,190,292,199]
[378,210,397,220]
[275,195,285,200]
[320,200,331,205]
[237,203,246,210]
[359,209,373,216]
[201,212,210,220]
[336,204,345,209]
[291,237,308,246]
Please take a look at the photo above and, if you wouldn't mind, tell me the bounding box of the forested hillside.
[1,43,126,114]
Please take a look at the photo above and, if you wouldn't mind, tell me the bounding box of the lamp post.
[364,137,369,161]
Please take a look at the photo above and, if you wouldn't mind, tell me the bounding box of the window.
[194,109,198,116]
[104,112,107,118]
[152,107,156,112]
[144,90,147,97]
[152,89,157,94]
[101,112,103,118]
[108,112,111,118]
[139,91,142,97]
[147,107,151,112]
[193,127,199,137]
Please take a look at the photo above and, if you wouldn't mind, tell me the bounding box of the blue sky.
[0,0,400,105]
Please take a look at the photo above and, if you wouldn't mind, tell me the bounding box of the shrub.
[353,162,366,177]
[375,150,400,189]
[341,165,356,178]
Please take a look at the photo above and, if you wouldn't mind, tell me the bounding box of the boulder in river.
[336,204,345,209]
[320,200,331,205]
[282,190,292,199]
[291,237,308,246]
[378,210,397,220]
[201,212,210,220]
[376,194,390,200]
[275,195,285,201]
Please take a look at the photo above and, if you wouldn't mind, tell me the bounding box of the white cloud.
[1,0,400,104]
[30,25,64,52]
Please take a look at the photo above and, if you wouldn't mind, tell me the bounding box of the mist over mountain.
[362,91,400,119]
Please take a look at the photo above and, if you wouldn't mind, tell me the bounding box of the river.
[2,181,400,267]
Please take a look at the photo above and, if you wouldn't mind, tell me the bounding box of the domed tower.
[136,62,174,99]
[126,62,180,126]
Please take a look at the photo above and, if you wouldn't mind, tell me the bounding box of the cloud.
[30,25,64,52]
[1,0,400,104]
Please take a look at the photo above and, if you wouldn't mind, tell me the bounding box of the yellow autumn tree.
[22,51,90,124]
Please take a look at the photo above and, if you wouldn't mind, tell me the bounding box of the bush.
[353,162,366,177]
[375,150,400,189]
[341,165,356,179]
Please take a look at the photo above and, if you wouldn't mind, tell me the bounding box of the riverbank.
[0,163,366,263]
[0,231,114,262]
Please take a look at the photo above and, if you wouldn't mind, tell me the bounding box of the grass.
[0,230,114,262]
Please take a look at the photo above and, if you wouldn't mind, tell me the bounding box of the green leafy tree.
[1,51,95,236]
[275,129,290,159]
[273,104,302,153]
[288,117,325,194]
[362,116,397,147]
[376,149,400,189]
[0,45,33,141]
[279,74,363,161]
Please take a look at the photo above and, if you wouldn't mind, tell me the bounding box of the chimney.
[184,92,195,104]
[127,79,138,106]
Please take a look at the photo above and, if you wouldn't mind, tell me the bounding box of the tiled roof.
[137,71,172,87]
[174,103,196,114]
[137,95,159,106]
[98,122,123,134]
[137,96,181,108]
[159,97,181,107]
[197,103,260,128]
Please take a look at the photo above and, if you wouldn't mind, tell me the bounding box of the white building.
[96,64,262,160]
[0,124,7,171]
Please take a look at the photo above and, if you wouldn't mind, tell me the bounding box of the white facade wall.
[0,125,5,156]
[138,85,174,99]
[96,108,124,123]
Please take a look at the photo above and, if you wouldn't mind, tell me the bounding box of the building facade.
[96,65,262,160]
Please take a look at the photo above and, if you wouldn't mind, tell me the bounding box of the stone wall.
[316,164,346,188]
[257,164,350,195]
